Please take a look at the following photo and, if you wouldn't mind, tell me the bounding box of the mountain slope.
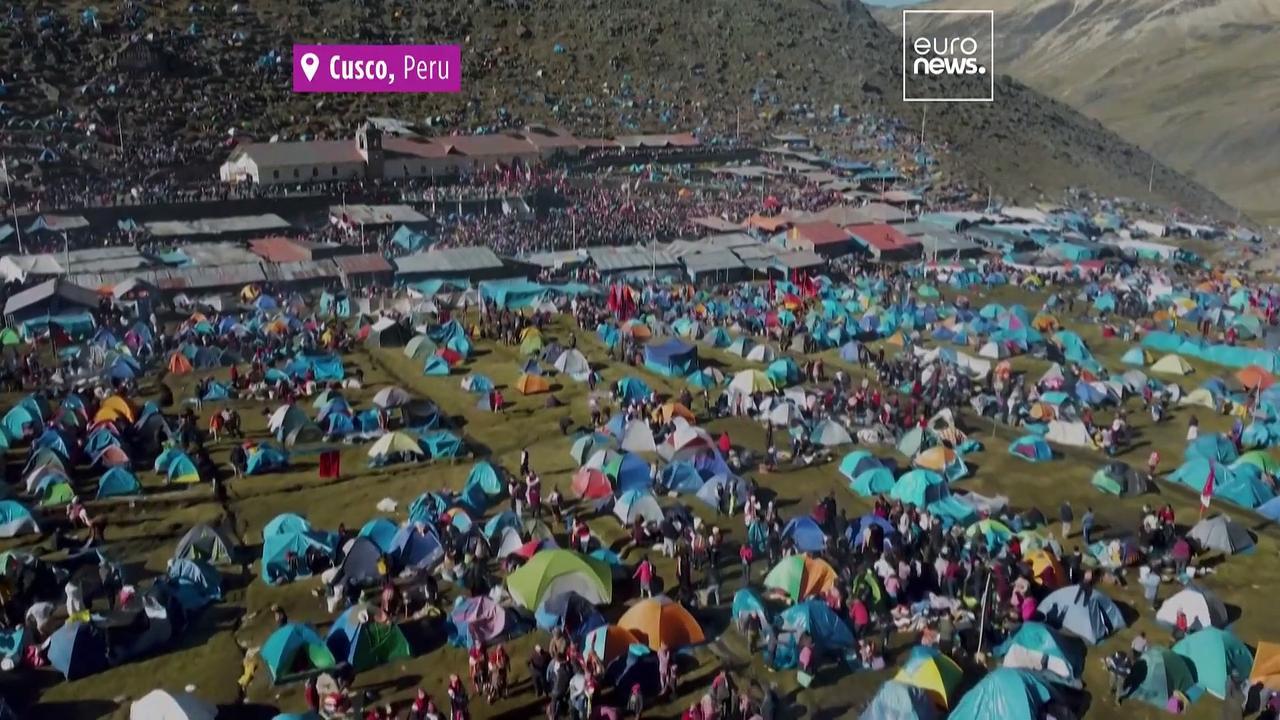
[876,0,1280,222]
[0,0,1239,219]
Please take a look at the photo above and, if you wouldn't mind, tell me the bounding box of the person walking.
[1059,501,1073,540]
[1081,507,1096,546]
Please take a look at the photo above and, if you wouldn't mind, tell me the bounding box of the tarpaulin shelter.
[763,554,836,602]
[325,604,411,671]
[1173,628,1254,698]
[948,668,1052,720]
[895,646,963,708]
[261,624,336,684]
[1037,585,1126,644]
[618,596,705,650]
[506,550,612,609]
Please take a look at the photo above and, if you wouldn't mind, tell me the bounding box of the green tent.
[1128,647,1195,708]
[261,624,336,684]
[1090,461,1148,497]
[326,606,411,671]
[1173,628,1254,698]
[1234,450,1279,475]
[505,549,612,609]
[0,328,20,346]
[40,481,75,506]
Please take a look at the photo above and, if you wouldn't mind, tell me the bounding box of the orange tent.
[657,402,696,424]
[96,395,137,424]
[1237,365,1275,390]
[1250,641,1280,689]
[167,353,193,374]
[618,597,705,650]
[515,373,550,395]
[621,321,652,341]
[1026,549,1064,588]
[584,625,639,666]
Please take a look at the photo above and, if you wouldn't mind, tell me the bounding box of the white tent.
[766,402,802,427]
[1151,354,1193,375]
[1045,420,1092,447]
[745,344,776,363]
[554,349,590,376]
[1155,585,1229,631]
[620,421,658,453]
[978,341,1008,359]
[130,690,217,720]
[1002,644,1074,682]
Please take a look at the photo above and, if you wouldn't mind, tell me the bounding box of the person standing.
[1059,501,1074,540]
[1082,507,1096,546]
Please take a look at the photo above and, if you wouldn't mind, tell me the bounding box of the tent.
[367,431,426,465]
[1173,628,1254,698]
[948,668,1052,720]
[338,537,386,586]
[993,621,1083,681]
[167,558,222,610]
[357,518,399,553]
[129,689,217,720]
[506,550,612,609]
[619,421,657,453]
[851,467,895,497]
[810,419,853,447]
[554,349,591,378]
[861,680,940,720]
[914,446,967,479]
[571,468,613,500]
[583,625,639,667]
[778,600,855,651]
[1188,515,1254,555]
[618,596,705,650]
[174,524,236,565]
[1008,435,1052,462]
[325,605,412,671]
[838,450,885,481]
[261,624,337,684]
[895,646,963,708]
[246,443,289,475]
[448,595,518,647]
[1155,585,1228,631]
[423,356,451,376]
[781,516,827,553]
[516,373,551,395]
[763,555,836,602]
[47,622,108,680]
[1121,347,1151,366]
[390,524,443,571]
[1090,461,1149,497]
[0,501,38,538]
[1128,647,1195,708]
[97,466,141,498]
[643,339,697,377]
[1249,641,1280,690]
[1151,354,1193,375]
[1037,585,1126,644]
[613,490,663,525]
[1186,433,1239,464]
[261,530,335,584]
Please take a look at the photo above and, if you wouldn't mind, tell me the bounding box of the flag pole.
[2,156,22,254]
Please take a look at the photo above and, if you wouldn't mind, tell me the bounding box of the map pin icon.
[300,52,320,82]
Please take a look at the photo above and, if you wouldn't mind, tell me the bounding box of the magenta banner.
[292,44,461,93]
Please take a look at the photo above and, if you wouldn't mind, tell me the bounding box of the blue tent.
[167,558,222,610]
[358,518,399,553]
[48,623,108,680]
[781,516,826,553]
[0,406,34,441]
[861,681,939,720]
[261,530,335,584]
[730,589,772,636]
[261,624,336,683]
[949,668,1053,720]
[851,467,896,497]
[246,443,289,475]
[695,473,749,509]
[423,356,451,376]
[483,511,521,540]
[421,431,463,459]
[0,501,37,538]
[643,339,697,377]
[466,462,503,497]
[96,467,141,498]
[264,513,311,538]
[779,600,855,651]
[1185,433,1238,464]
[325,605,412,671]
[1008,435,1053,462]
[993,621,1083,681]
[617,377,652,403]
[704,327,732,348]
[1121,347,1148,366]
[660,462,705,494]
[390,524,443,571]
[391,225,430,252]
[838,450,884,481]
[1037,585,1126,644]
[614,453,652,494]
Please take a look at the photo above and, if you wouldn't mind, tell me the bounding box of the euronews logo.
[911,37,986,77]
[902,10,995,103]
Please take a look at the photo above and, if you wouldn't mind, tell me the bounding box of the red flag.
[1200,463,1215,516]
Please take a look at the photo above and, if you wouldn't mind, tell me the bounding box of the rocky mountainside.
[876,0,1279,222]
[0,0,1241,219]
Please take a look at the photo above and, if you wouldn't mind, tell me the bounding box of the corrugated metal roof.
[522,250,588,268]
[395,247,504,274]
[335,253,394,275]
[731,244,783,261]
[145,214,292,237]
[4,278,99,315]
[180,243,263,266]
[261,260,339,283]
[333,204,429,226]
[682,250,745,274]
[772,250,824,269]
[587,245,678,272]
[153,263,267,290]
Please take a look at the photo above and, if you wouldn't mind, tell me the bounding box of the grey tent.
[367,318,410,348]
[1155,584,1229,630]
[1090,461,1149,497]
[339,536,385,586]
[1188,515,1254,555]
[174,524,237,565]
[1038,585,1127,644]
